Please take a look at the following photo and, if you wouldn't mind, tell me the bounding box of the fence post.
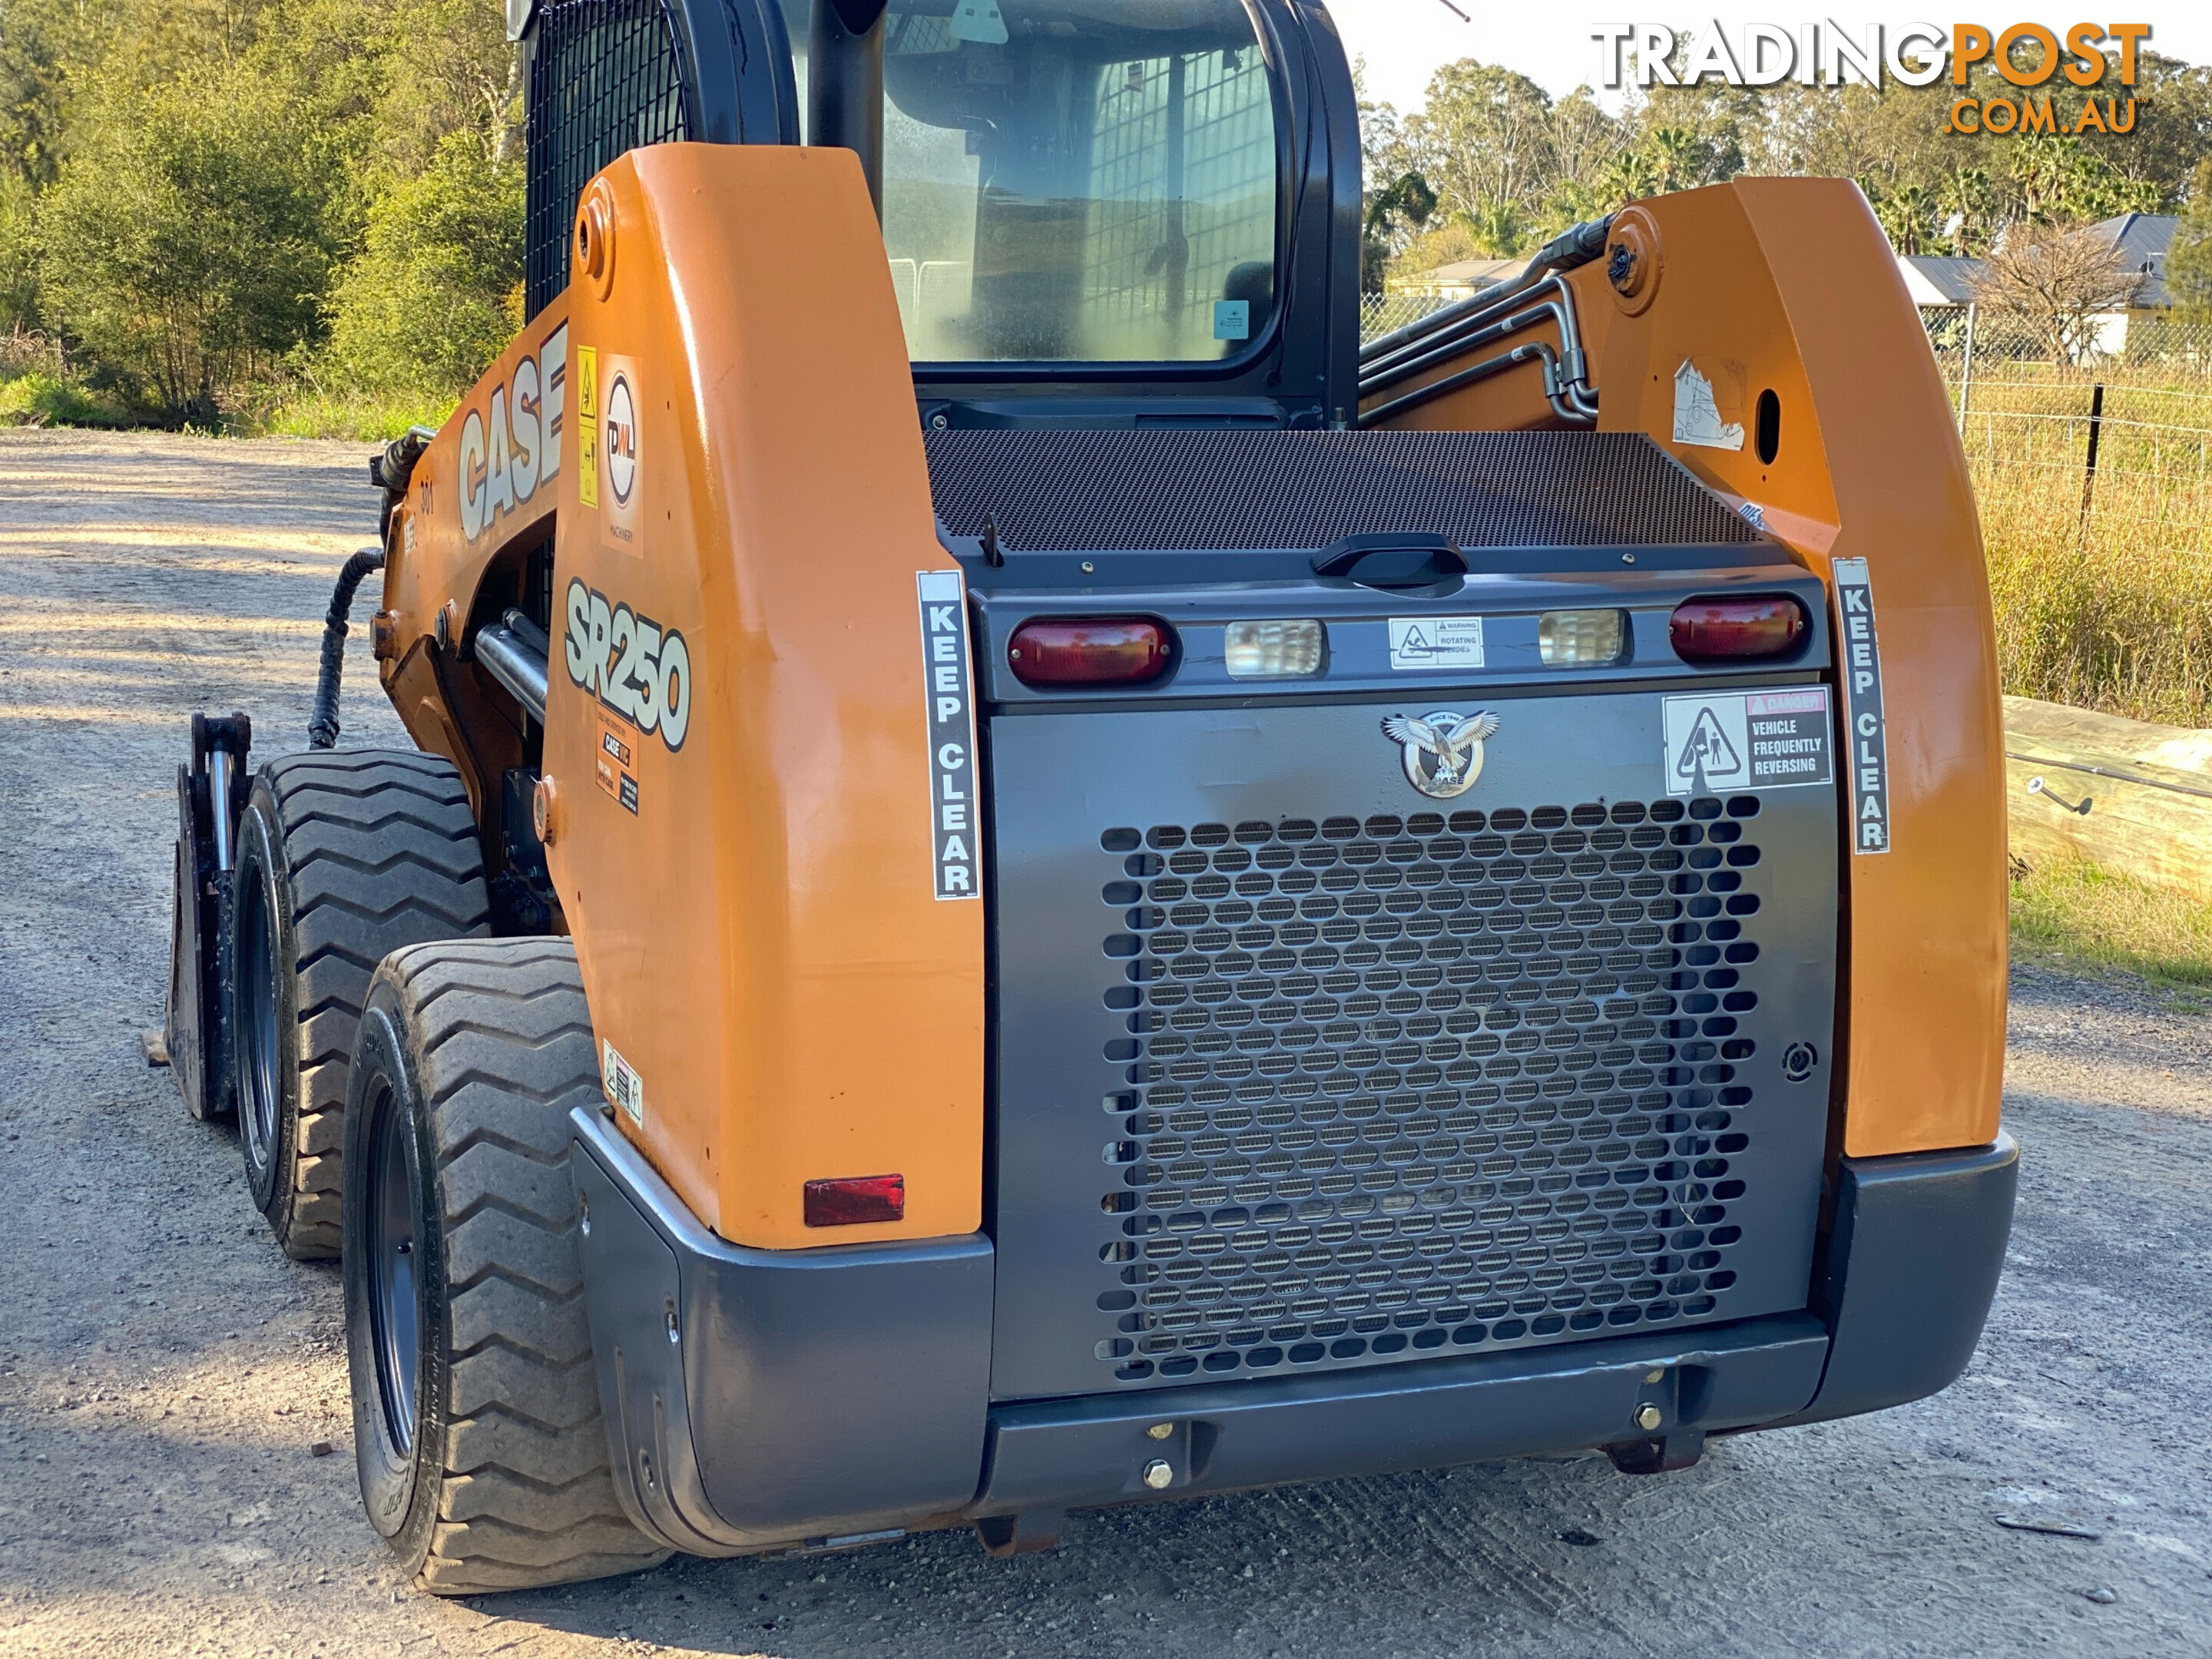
[1957,302,1977,435]
[2078,381,2105,535]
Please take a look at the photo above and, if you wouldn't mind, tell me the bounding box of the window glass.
[799,0,1280,364]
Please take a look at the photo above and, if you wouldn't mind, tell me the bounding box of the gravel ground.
[2,429,2209,1657]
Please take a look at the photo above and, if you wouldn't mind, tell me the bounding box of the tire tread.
[378,939,664,1594]
[258,750,489,1258]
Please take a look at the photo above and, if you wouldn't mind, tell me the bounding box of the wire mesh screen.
[1091,799,1774,1386]
[1082,45,1274,353]
[525,0,691,316]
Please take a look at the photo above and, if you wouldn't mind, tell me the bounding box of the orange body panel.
[383,145,984,1246]
[1366,179,2005,1158]
[381,300,567,816]
[386,158,1994,1258]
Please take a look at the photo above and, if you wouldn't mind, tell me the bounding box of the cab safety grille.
[1092,800,1767,1385]
[524,0,690,316]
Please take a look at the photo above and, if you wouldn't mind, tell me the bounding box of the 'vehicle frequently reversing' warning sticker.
[1661,687,1833,796]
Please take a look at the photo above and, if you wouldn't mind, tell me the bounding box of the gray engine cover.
[987,686,1837,1401]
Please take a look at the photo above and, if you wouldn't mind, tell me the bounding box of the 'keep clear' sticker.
[1831,557,1891,854]
[918,571,981,899]
[1389,616,1484,671]
[1662,687,1833,796]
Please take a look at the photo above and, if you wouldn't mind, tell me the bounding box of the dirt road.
[2,430,2209,1657]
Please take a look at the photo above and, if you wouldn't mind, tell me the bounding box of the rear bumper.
[571,1110,2015,1553]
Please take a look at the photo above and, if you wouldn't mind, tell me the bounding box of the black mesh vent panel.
[1093,797,1768,1386]
[924,429,1765,552]
[525,0,690,316]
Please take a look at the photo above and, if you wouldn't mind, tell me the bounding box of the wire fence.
[1359,293,1452,345]
[1359,290,2212,544]
[1923,310,2212,723]
[1926,309,2212,542]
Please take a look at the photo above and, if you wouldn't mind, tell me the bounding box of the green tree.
[1361,170,1435,294]
[1464,200,1527,257]
[1401,61,1555,233]
[2167,159,2212,323]
[1873,180,1934,256]
[325,130,522,396]
[1937,165,1996,256]
[0,172,37,329]
[38,70,337,419]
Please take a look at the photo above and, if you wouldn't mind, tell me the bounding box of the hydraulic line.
[307,546,386,750]
[1359,276,1598,426]
[1359,214,1612,366]
[1358,215,1614,428]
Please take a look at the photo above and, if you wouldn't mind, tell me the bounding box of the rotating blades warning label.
[1661,687,1833,796]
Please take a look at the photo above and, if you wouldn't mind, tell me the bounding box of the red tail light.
[1008,618,1172,687]
[1669,596,1808,662]
[803,1174,905,1227]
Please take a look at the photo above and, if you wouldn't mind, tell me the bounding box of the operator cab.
[516,0,1363,427]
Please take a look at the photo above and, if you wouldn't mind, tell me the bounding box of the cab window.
[796,0,1280,364]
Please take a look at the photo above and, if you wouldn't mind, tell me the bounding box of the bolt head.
[1145,1422,1174,1441]
[1635,1403,1664,1432]
[1141,1459,1174,1490]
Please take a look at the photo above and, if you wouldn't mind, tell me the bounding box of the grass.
[0,369,446,439]
[2010,851,2212,1005]
[249,385,454,442]
[1945,357,2212,727]
[0,369,132,427]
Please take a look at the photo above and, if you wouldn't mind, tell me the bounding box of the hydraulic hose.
[307,546,387,750]
[1358,214,1615,368]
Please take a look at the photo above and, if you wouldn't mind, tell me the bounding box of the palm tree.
[1605,144,1661,206]
[1874,182,1933,256]
[1466,200,1527,257]
[1937,166,1994,255]
[1645,125,1699,194]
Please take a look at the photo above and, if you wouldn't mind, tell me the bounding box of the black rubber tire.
[342,939,668,1594]
[232,750,491,1260]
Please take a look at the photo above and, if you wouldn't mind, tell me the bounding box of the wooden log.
[2003,695,2212,900]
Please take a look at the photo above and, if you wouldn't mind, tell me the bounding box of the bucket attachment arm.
[166,711,252,1121]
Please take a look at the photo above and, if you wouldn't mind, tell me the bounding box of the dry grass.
[1953,362,2212,727]
[2010,851,2212,1005]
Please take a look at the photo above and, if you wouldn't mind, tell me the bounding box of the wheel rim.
[363,1084,421,1457]
[237,864,281,1171]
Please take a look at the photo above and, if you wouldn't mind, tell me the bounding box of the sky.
[1325,2,2212,113]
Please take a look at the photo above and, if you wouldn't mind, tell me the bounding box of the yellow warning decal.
[576,346,601,509]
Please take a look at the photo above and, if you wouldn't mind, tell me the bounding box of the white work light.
[1538,609,1626,667]
[1224,619,1325,678]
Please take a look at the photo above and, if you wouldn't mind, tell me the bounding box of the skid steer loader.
[167,0,2016,1594]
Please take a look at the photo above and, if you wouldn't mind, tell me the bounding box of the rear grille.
[1092,799,1769,1386]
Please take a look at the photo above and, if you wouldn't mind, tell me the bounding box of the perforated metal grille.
[1092,799,1767,1385]
[525,0,690,316]
[924,429,1767,551]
